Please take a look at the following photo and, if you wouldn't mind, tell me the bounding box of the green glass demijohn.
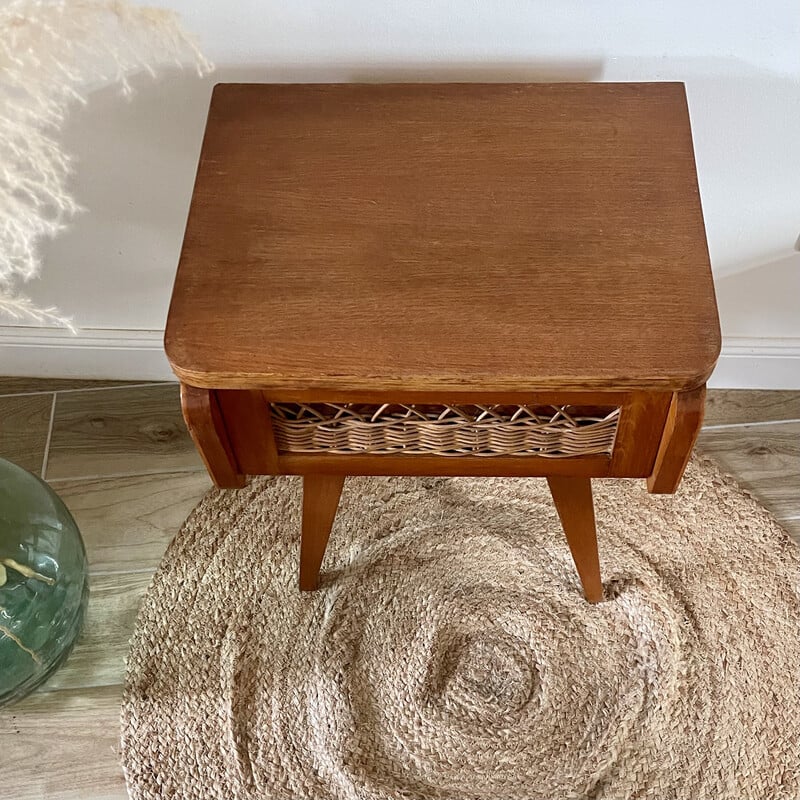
[0,457,89,706]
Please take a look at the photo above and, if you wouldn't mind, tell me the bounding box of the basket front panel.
[269,403,620,458]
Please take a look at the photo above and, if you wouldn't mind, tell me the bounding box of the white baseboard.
[0,327,799,389]
[709,336,800,390]
[0,326,174,382]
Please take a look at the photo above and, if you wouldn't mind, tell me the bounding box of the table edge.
[166,360,719,395]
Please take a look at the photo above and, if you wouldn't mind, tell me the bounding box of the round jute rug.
[121,458,800,800]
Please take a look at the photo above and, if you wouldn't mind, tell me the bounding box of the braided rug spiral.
[122,458,800,799]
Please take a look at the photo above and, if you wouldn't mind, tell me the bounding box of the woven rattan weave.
[270,403,620,457]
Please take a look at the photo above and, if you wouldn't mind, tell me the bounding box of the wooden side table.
[166,82,720,603]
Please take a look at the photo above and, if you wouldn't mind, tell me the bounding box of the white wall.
[3,0,799,386]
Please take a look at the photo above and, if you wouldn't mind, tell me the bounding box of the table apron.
[189,388,679,481]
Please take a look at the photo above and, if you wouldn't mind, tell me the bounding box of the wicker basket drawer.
[269,402,620,458]
[212,390,672,478]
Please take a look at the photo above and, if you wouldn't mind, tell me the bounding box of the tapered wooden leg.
[299,474,345,591]
[547,476,604,603]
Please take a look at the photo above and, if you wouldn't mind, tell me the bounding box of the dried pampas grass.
[0,0,212,329]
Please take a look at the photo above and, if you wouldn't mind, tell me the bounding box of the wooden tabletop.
[165,82,720,394]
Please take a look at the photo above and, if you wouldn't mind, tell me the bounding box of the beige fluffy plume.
[0,0,211,329]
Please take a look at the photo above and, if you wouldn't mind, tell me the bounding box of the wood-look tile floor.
[0,380,799,798]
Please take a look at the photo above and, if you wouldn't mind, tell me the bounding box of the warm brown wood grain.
[216,389,279,474]
[213,389,669,479]
[180,384,245,488]
[279,452,612,478]
[647,386,706,494]
[165,82,720,393]
[263,389,634,405]
[546,476,603,603]
[299,474,345,590]
[609,391,672,475]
